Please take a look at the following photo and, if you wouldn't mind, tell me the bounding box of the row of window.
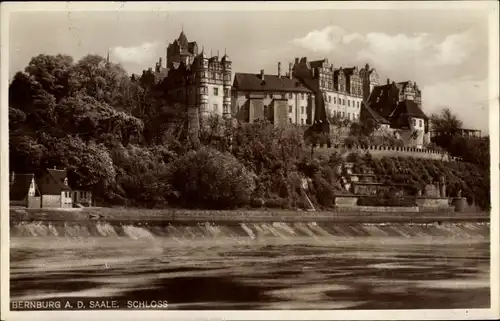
[326,95,361,108]
[63,191,90,198]
[212,104,230,113]
[287,106,309,114]
[288,118,310,125]
[332,110,359,121]
[412,119,423,127]
[177,87,231,97]
[244,92,311,100]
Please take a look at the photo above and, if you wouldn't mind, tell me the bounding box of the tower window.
[301,106,304,114]
[213,88,219,96]
[413,118,416,126]
[334,97,336,104]
[301,93,305,100]
[348,100,350,107]
[214,104,218,112]
[288,106,292,113]
[419,119,423,127]
[328,96,331,103]
[289,93,293,99]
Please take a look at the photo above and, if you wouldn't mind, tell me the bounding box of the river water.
[10,221,490,310]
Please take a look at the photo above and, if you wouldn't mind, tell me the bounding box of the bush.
[169,147,256,209]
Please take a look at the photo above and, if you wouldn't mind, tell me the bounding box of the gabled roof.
[233,73,313,93]
[10,173,37,200]
[38,168,71,195]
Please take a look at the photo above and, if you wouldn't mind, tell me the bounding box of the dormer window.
[64,177,68,186]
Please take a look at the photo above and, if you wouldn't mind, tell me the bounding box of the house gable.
[10,174,39,201]
[37,168,71,195]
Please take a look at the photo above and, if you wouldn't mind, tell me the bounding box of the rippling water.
[10,221,490,309]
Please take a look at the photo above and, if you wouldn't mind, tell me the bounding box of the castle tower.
[360,63,379,102]
[221,51,232,119]
[198,49,209,119]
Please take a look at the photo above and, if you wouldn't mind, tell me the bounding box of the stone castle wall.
[307,144,453,161]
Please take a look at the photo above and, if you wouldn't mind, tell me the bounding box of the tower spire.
[106,50,110,63]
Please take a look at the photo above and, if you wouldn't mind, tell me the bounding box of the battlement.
[305,144,460,162]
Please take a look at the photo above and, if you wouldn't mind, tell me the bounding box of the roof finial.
[225,48,227,56]
[182,23,184,32]
[106,50,110,63]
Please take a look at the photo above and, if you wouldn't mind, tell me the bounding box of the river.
[10,221,490,310]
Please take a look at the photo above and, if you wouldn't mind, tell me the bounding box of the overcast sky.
[8,5,494,131]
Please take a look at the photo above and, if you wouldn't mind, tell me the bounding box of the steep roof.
[187,41,197,54]
[233,73,313,93]
[342,67,357,76]
[362,103,390,124]
[367,83,400,119]
[10,173,37,201]
[38,168,71,195]
[392,100,428,119]
[178,31,188,47]
[309,59,326,69]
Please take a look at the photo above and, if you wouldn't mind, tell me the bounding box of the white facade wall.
[323,91,363,121]
[206,84,225,115]
[232,91,312,125]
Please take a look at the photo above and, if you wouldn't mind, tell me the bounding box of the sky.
[8,6,493,132]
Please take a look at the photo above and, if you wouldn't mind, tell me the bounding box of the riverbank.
[10,207,490,224]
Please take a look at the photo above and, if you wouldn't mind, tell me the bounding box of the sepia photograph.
[1,1,499,320]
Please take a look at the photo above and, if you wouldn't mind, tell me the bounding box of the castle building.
[231,63,315,126]
[290,57,370,124]
[362,78,428,148]
[151,31,232,120]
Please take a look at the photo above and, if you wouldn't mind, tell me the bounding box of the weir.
[10,221,490,240]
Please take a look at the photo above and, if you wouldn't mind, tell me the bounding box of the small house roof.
[37,168,71,195]
[10,173,37,200]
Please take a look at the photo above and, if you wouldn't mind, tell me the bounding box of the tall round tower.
[198,50,209,118]
[221,52,232,119]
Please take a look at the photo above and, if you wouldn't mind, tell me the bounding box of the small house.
[37,168,73,208]
[10,172,41,208]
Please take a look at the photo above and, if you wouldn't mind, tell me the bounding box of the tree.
[169,147,256,209]
[430,108,463,136]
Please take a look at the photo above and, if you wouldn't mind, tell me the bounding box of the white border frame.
[1,2,499,320]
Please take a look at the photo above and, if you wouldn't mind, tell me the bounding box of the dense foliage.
[9,54,490,210]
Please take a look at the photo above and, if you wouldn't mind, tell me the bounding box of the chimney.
[295,57,299,64]
[159,57,163,68]
[289,62,293,78]
[387,78,390,85]
[260,69,265,80]
[278,62,281,78]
